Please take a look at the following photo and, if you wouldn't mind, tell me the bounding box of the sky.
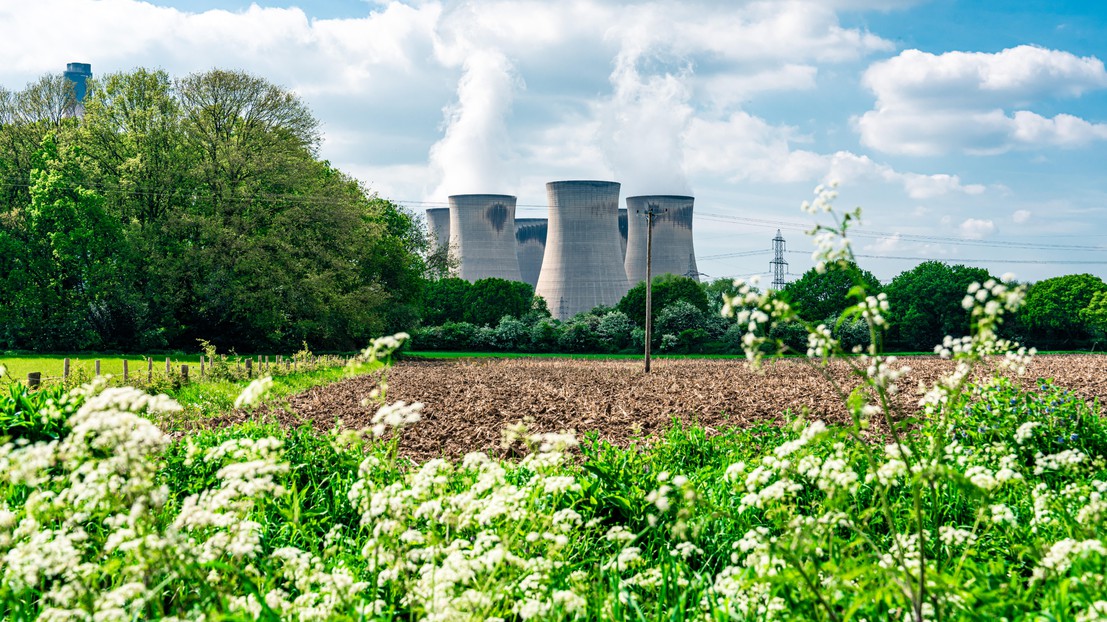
[2,0,1106,284]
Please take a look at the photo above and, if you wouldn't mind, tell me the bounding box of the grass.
[0,354,203,384]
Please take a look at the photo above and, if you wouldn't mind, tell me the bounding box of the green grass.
[0,354,203,384]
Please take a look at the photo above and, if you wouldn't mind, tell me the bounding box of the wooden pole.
[27,372,41,388]
[123,359,129,382]
[181,364,189,383]
[95,359,101,376]
[643,207,656,374]
[165,357,171,374]
[147,357,153,383]
[245,358,253,377]
[63,358,70,380]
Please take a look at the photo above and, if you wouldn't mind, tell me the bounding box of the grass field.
[0,354,204,384]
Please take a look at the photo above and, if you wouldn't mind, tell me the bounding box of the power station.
[448,194,522,283]
[624,195,698,284]
[426,182,700,320]
[536,181,629,320]
[514,218,547,290]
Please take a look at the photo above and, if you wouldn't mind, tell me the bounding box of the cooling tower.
[624,195,699,284]
[448,194,522,283]
[515,218,547,290]
[425,208,451,256]
[536,181,629,319]
[619,208,628,260]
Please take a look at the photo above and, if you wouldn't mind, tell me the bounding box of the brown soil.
[211,355,1107,462]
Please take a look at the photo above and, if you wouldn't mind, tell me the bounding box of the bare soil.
[217,355,1107,462]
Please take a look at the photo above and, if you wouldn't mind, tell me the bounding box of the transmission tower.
[770,229,789,290]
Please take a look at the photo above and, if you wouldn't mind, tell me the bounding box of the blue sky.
[2,0,1106,283]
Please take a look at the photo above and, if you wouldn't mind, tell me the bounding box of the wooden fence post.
[123,359,129,382]
[245,358,253,377]
[95,359,101,376]
[181,364,189,383]
[63,358,70,380]
[165,357,171,375]
[27,372,41,388]
[147,357,153,383]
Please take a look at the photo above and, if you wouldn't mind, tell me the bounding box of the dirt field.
[234,354,1107,461]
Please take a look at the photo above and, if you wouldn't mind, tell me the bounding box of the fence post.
[147,357,153,383]
[181,364,189,383]
[63,358,70,380]
[245,358,253,377]
[27,372,41,388]
[95,359,101,376]
[123,359,129,382]
[165,357,171,375]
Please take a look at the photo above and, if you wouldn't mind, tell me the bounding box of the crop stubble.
[253,355,1107,461]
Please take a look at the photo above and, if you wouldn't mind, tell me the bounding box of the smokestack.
[624,195,698,284]
[536,181,629,319]
[514,218,547,290]
[448,194,522,283]
[425,208,451,257]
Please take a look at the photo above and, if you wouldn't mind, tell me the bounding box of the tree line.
[0,68,426,353]
[412,263,1107,354]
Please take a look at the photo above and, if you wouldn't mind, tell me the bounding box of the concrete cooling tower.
[515,218,547,290]
[425,208,451,257]
[536,181,629,319]
[619,208,628,260]
[448,194,522,283]
[624,195,699,284]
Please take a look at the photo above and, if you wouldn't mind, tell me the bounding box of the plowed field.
[241,355,1107,461]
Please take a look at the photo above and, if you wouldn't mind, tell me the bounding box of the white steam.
[428,49,518,199]
[598,46,694,196]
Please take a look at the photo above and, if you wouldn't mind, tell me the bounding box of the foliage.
[0,68,427,353]
[464,278,535,327]
[1083,290,1107,347]
[782,261,881,323]
[884,260,994,352]
[1022,274,1107,349]
[617,274,710,328]
[595,311,635,351]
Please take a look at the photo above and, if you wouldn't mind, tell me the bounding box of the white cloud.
[1013,209,1031,223]
[858,45,1107,155]
[959,218,996,240]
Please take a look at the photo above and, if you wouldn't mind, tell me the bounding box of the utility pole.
[640,204,666,373]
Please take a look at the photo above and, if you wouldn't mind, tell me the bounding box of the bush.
[557,321,599,353]
[595,311,635,351]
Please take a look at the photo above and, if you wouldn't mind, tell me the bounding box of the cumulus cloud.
[959,218,996,239]
[858,45,1107,155]
[1013,209,1031,223]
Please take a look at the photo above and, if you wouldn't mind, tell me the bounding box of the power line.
[784,249,1107,266]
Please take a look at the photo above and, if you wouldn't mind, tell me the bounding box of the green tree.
[13,134,137,349]
[617,274,709,328]
[1082,290,1107,347]
[464,278,535,327]
[884,261,993,352]
[782,261,881,323]
[422,278,472,326]
[1021,274,1107,349]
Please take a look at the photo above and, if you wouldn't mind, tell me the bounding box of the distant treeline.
[0,68,427,352]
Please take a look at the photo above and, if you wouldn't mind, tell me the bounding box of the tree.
[11,134,137,349]
[884,261,993,352]
[464,278,534,327]
[1021,274,1107,349]
[421,278,472,326]
[702,277,742,318]
[1082,291,1107,348]
[782,261,881,323]
[617,274,709,328]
